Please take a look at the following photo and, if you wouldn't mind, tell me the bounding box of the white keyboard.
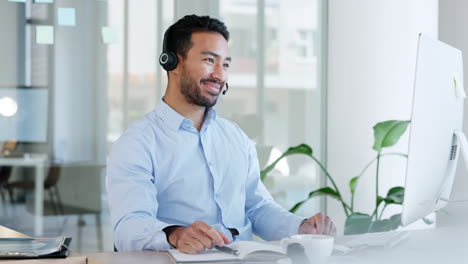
[344,230,409,248]
[333,231,409,255]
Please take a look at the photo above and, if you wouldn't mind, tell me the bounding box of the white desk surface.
[86,226,468,264]
[331,226,468,264]
[0,153,48,166]
[331,201,468,263]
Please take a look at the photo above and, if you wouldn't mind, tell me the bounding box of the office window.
[106,0,125,143]
[107,0,173,142]
[218,0,326,216]
[296,29,315,59]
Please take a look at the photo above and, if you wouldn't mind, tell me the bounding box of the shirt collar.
[155,98,217,131]
[204,107,217,126]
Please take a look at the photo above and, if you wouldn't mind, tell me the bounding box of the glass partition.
[0,0,326,253]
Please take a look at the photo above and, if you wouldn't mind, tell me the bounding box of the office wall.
[438,0,468,226]
[174,0,219,19]
[327,0,438,233]
[0,2,21,87]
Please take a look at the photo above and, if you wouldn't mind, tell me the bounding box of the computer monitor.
[401,34,467,226]
[0,88,48,143]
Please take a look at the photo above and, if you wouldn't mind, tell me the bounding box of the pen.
[214,245,240,256]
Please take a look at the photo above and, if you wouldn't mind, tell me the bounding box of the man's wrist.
[298,218,307,233]
[163,225,183,248]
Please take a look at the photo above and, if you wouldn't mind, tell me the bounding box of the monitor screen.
[401,34,464,226]
[0,88,48,142]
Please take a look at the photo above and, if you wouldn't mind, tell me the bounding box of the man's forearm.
[248,201,303,241]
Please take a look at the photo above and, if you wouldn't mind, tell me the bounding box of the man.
[107,14,335,254]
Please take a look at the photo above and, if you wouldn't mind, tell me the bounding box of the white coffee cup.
[281,234,334,264]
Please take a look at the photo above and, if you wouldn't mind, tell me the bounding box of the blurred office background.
[0,0,467,254]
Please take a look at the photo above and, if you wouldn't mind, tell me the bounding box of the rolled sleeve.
[244,140,304,241]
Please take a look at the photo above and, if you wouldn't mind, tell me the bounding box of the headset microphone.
[222,83,229,95]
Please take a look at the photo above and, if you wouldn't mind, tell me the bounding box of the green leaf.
[306,187,341,200]
[377,195,385,207]
[260,144,313,181]
[389,214,402,230]
[349,176,359,195]
[289,201,306,214]
[422,217,434,225]
[372,120,410,152]
[289,187,341,213]
[284,144,313,156]
[346,214,401,234]
[260,161,280,181]
[344,213,372,235]
[369,219,392,232]
[436,209,449,215]
[384,187,405,205]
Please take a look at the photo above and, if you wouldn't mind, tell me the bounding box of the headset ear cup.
[160,51,178,71]
[168,51,179,71]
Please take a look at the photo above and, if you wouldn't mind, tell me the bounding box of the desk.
[1,225,467,263]
[0,154,48,236]
[84,227,468,264]
[86,251,171,264]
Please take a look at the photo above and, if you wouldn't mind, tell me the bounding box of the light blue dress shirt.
[106,99,303,251]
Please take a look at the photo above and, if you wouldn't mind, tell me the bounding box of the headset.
[159,25,229,95]
[159,25,178,71]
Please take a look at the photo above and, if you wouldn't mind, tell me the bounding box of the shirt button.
[208,161,215,167]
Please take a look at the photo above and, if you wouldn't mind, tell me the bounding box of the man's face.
[178,32,231,108]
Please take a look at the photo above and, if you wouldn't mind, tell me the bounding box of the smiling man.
[107,15,335,254]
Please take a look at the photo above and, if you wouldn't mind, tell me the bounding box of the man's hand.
[168,221,231,254]
[299,213,336,236]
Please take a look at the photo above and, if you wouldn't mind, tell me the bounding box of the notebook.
[0,237,71,259]
[168,241,287,263]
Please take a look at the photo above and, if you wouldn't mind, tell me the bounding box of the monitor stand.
[435,130,468,207]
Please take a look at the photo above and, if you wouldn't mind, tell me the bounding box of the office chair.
[0,167,13,202]
[0,141,18,203]
[5,165,64,215]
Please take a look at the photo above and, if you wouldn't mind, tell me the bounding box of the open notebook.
[168,241,287,263]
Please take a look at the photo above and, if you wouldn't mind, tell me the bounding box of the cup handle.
[280,238,290,252]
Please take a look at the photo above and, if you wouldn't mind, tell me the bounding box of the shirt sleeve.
[244,140,304,241]
[106,126,171,251]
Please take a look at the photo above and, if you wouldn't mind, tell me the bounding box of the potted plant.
[260,120,410,235]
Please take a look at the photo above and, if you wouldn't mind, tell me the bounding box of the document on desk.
[168,241,287,263]
[0,236,68,258]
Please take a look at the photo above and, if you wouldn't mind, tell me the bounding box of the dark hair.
[166,15,230,59]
